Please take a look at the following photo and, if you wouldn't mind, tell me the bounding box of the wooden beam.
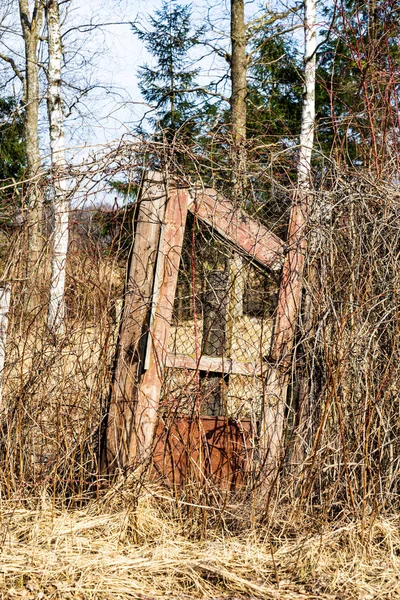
[103,172,166,471]
[165,353,266,377]
[188,189,285,270]
[260,191,308,473]
[134,187,190,463]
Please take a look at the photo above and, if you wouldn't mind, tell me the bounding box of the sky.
[0,0,292,153]
[55,0,232,206]
[62,0,269,151]
[64,0,231,150]
[0,0,301,205]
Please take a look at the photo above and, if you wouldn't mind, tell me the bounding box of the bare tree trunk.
[19,0,44,283]
[229,0,247,320]
[231,0,247,193]
[260,0,317,477]
[200,0,248,408]
[227,0,247,347]
[0,286,11,411]
[45,0,69,335]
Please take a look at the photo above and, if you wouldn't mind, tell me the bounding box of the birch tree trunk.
[260,0,317,478]
[19,0,44,285]
[45,0,69,334]
[297,0,317,192]
[0,286,11,411]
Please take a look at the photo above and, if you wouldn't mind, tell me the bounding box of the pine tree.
[0,97,26,228]
[0,97,26,190]
[247,32,302,148]
[132,1,204,143]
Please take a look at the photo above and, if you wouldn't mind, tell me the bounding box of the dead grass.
[0,489,399,599]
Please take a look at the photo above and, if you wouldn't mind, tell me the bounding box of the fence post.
[135,185,189,463]
[260,190,308,482]
[103,174,189,471]
[103,171,166,471]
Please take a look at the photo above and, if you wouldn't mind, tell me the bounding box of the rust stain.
[152,416,254,490]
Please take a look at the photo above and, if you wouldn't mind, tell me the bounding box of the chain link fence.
[162,214,279,422]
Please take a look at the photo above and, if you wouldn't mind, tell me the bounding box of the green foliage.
[0,97,26,191]
[247,29,302,146]
[0,97,26,232]
[108,180,139,200]
[132,0,205,142]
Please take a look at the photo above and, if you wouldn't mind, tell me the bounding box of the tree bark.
[228,0,247,323]
[231,0,247,187]
[45,0,70,335]
[0,286,11,411]
[199,0,248,410]
[19,0,44,280]
[260,0,317,477]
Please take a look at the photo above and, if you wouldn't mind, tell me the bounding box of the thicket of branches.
[0,0,399,531]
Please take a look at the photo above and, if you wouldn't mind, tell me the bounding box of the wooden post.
[103,172,166,471]
[134,186,189,462]
[260,195,308,474]
[103,174,189,471]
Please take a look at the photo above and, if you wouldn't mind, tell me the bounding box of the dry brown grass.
[0,488,400,600]
[2,162,400,599]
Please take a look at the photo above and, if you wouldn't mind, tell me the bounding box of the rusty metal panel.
[152,416,254,490]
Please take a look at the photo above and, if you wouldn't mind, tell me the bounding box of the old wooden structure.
[102,171,307,485]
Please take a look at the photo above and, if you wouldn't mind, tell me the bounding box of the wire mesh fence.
[163,215,278,421]
[0,140,400,518]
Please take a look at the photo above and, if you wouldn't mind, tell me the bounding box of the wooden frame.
[104,174,287,471]
[188,189,285,270]
[165,353,267,377]
[103,174,190,470]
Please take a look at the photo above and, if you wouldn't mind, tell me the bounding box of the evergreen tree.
[247,30,302,148]
[0,97,26,190]
[0,97,27,227]
[198,12,303,197]
[132,1,204,143]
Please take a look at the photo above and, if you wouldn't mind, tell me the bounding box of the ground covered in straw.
[0,491,399,600]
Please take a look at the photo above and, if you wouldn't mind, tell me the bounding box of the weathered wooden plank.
[103,172,166,471]
[134,187,190,462]
[260,191,309,475]
[188,189,285,270]
[270,196,307,362]
[165,353,266,377]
